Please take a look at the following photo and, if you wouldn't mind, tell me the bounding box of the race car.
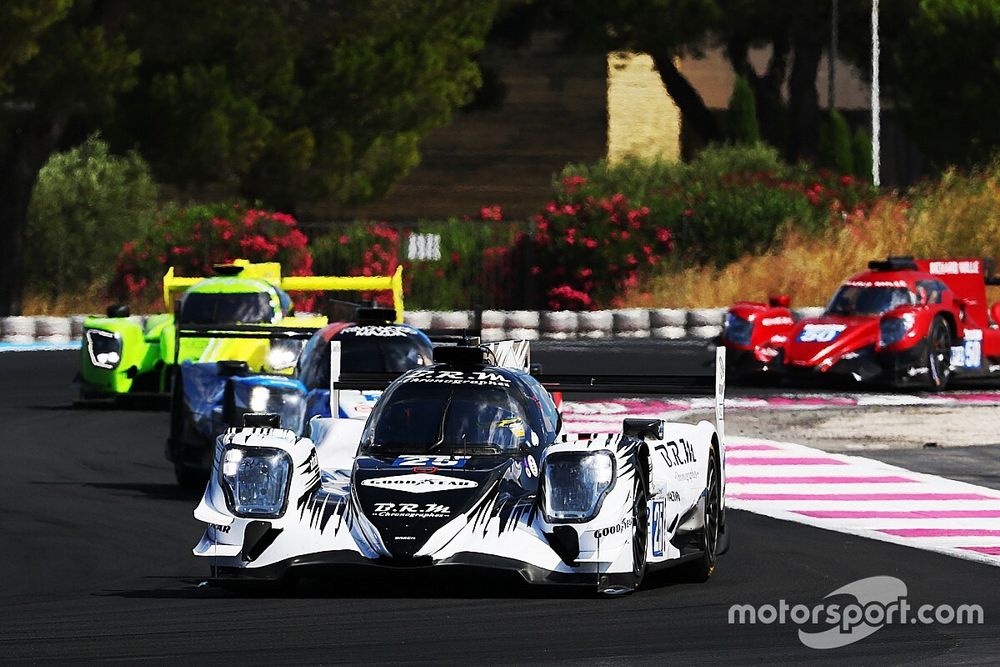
[191,341,728,595]
[167,310,434,487]
[78,259,404,400]
[721,256,1000,388]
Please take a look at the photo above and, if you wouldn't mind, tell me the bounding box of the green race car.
[79,260,404,400]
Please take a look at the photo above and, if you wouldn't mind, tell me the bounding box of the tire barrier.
[1,316,36,344]
[612,309,651,339]
[540,311,578,340]
[34,316,72,343]
[7,307,827,344]
[577,310,614,339]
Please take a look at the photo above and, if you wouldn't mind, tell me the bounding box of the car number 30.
[797,324,846,343]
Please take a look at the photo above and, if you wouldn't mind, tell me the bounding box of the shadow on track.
[31,480,202,502]
[97,563,710,601]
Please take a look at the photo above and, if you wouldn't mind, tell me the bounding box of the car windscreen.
[826,286,915,316]
[300,334,432,388]
[360,382,532,455]
[180,292,275,324]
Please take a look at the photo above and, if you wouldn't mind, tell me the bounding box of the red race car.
[721,256,1000,388]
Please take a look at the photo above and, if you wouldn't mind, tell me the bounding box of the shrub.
[528,189,674,309]
[111,202,313,308]
[726,75,761,144]
[24,135,159,301]
[311,210,527,310]
[552,145,878,271]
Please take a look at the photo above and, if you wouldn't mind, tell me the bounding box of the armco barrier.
[8,307,826,344]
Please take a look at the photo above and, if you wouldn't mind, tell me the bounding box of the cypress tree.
[726,75,761,144]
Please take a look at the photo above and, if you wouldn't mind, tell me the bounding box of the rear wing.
[163,261,405,322]
[328,343,726,443]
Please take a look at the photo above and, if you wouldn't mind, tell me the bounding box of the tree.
[0,1,138,315]
[0,0,499,314]
[726,75,760,144]
[25,135,158,300]
[891,0,1000,167]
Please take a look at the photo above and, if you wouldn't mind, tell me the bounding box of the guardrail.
[0,307,828,344]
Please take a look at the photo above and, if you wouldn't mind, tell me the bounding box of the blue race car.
[167,310,433,486]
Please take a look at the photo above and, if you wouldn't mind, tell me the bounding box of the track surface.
[2,349,998,664]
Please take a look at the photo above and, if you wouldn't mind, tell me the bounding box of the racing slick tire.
[601,461,649,595]
[925,316,952,390]
[675,445,720,583]
[629,471,649,590]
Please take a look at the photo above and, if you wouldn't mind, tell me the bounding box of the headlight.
[231,381,306,435]
[879,313,915,346]
[724,313,753,346]
[85,329,122,369]
[267,338,304,371]
[542,451,616,522]
[219,446,292,518]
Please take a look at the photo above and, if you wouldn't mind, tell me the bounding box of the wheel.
[676,446,720,582]
[629,472,649,589]
[926,316,952,390]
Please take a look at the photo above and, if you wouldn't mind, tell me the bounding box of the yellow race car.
[78,259,404,400]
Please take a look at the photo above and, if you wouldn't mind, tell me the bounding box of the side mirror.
[768,295,791,308]
[106,304,130,318]
[990,302,1000,326]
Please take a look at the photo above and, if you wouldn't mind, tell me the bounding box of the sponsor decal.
[394,535,417,541]
[761,317,794,327]
[676,470,699,482]
[593,516,634,539]
[341,325,408,337]
[656,439,697,468]
[392,455,470,468]
[844,280,908,288]
[664,490,681,502]
[928,260,980,275]
[361,473,477,493]
[524,454,539,478]
[951,339,982,369]
[797,323,847,343]
[651,499,665,557]
[371,502,451,518]
[402,369,510,387]
[211,523,231,534]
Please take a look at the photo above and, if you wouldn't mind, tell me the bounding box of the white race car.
[192,341,728,594]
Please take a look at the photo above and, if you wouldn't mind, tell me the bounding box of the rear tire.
[676,446,720,583]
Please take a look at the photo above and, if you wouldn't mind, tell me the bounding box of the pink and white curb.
[562,392,1000,426]
[721,438,1000,567]
[562,405,1000,567]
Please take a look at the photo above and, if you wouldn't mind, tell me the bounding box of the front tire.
[629,473,649,589]
[926,316,952,390]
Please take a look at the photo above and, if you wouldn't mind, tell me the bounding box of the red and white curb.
[721,438,1000,567]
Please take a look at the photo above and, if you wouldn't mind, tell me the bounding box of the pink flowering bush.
[112,202,314,309]
[528,188,674,309]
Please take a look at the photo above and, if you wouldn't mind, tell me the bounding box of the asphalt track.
[1,349,999,665]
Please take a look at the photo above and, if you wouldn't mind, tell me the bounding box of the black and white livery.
[193,341,728,594]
